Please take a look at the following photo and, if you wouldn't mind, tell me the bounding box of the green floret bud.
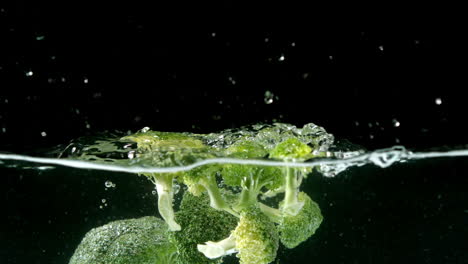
[259,192,323,249]
[171,191,238,264]
[232,206,279,264]
[278,192,323,248]
[69,216,177,264]
[269,138,312,161]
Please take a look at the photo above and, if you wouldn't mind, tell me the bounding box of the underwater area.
[1,2,468,264]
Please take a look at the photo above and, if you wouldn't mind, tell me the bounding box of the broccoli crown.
[221,164,284,192]
[68,216,177,264]
[170,191,238,264]
[233,206,279,264]
[278,192,323,249]
[181,164,221,196]
[269,138,313,161]
[226,140,269,159]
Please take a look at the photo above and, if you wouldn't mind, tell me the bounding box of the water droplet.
[278,55,285,61]
[264,91,274,104]
[141,127,150,133]
[435,98,442,105]
[392,119,400,127]
[40,131,47,137]
[228,76,236,85]
[83,78,89,84]
[2,127,6,133]
[99,205,103,209]
[36,35,45,41]
[105,181,113,188]
[378,45,384,51]
[101,199,106,203]
[152,190,157,195]
[211,32,216,37]
[25,71,33,77]
[291,42,296,47]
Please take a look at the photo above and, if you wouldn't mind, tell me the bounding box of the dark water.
[1,155,467,264]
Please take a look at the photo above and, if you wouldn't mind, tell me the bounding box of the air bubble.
[264,91,274,104]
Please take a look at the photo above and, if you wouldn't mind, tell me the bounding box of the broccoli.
[269,138,314,216]
[122,130,213,231]
[71,123,327,264]
[69,216,177,264]
[260,192,323,248]
[181,165,238,216]
[170,191,238,264]
[198,205,279,264]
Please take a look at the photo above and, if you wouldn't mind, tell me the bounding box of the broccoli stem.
[152,173,181,231]
[258,202,282,223]
[199,174,239,217]
[197,235,237,259]
[235,173,262,211]
[282,168,304,216]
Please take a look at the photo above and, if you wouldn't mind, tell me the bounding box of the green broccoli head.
[170,191,238,264]
[278,192,323,248]
[68,216,177,264]
[226,139,269,159]
[269,138,312,161]
[232,206,279,264]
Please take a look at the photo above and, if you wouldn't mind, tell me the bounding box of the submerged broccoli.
[197,137,322,264]
[73,124,328,264]
[69,216,177,264]
[170,191,238,264]
[260,192,323,248]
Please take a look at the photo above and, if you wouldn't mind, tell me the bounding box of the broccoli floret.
[260,192,323,249]
[199,206,279,264]
[123,129,211,231]
[269,138,313,216]
[233,206,279,264]
[222,164,283,212]
[69,216,177,264]
[170,191,238,264]
[181,165,238,216]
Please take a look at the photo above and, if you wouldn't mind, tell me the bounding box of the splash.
[1,123,468,177]
[1,146,468,177]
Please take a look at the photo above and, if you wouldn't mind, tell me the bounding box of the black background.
[0,2,466,152]
[1,1,468,264]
